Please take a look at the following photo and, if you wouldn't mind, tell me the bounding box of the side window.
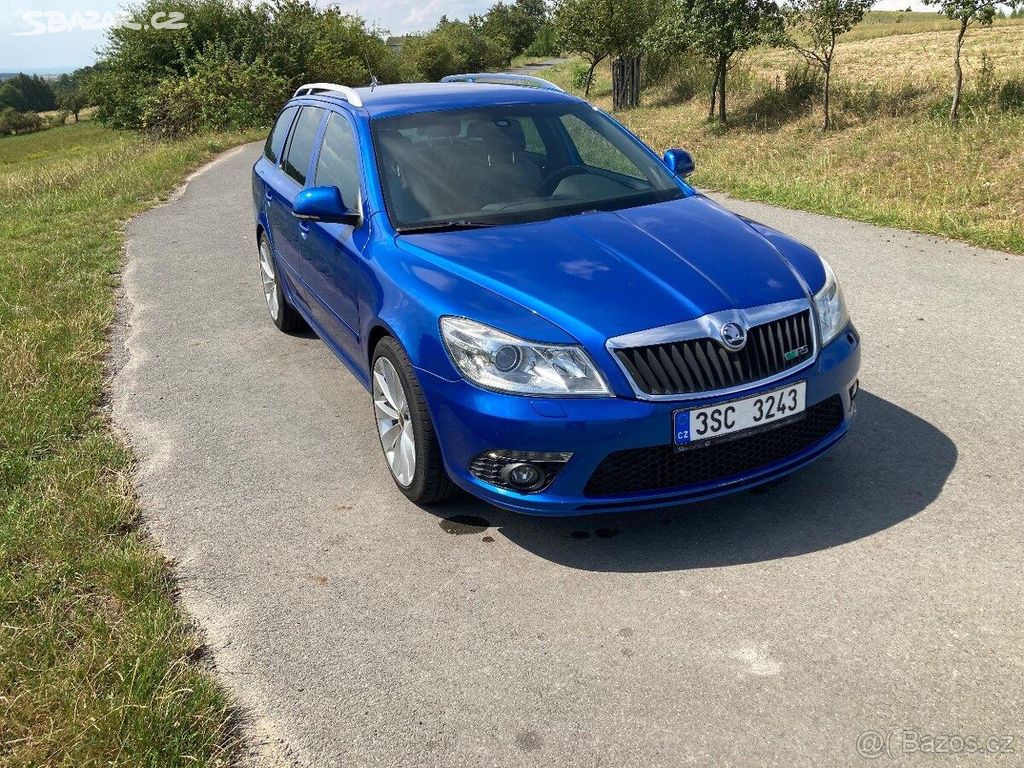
[515,117,546,156]
[264,106,297,164]
[314,113,360,209]
[559,114,643,180]
[283,107,325,185]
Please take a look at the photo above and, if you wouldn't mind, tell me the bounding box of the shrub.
[403,20,510,81]
[567,60,592,91]
[0,107,44,136]
[834,81,926,119]
[652,54,720,102]
[142,48,288,138]
[742,63,820,123]
[50,110,72,128]
[91,0,406,130]
[524,23,561,57]
[998,78,1024,113]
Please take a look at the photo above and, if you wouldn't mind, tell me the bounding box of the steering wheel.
[537,165,591,197]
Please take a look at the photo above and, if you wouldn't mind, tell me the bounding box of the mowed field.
[0,122,258,765]
[540,11,1024,254]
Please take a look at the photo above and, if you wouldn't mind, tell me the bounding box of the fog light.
[468,450,572,493]
[849,378,859,401]
[502,462,544,490]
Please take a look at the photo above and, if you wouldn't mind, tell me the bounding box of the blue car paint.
[253,83,859,515]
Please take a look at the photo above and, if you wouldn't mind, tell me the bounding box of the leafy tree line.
[77,0,557,136]
[0,74,57,113]
[9,0,1005,139]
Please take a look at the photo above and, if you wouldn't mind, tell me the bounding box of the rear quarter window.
[264,106,298,164]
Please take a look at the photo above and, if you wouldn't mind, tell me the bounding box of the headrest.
[467,118,526,152]
[423,119,459,139]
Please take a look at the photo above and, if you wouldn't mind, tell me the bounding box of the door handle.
[298,221,310,238]
[265,190,273,201]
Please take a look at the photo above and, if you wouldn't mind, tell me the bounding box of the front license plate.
[673,381,807,447]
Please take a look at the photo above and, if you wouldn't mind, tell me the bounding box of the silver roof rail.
[440,73,565,93]
[293,82,363,107]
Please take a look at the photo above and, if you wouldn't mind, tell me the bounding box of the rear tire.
[258,233,305,333]
[371,336,456,504]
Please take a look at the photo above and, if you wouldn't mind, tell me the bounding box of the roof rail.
[440,73,565,93]
[292,82,363,107]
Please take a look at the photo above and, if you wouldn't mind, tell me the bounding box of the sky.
[0,0,939,73]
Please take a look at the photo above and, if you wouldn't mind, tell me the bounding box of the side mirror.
[663,148,695,178]
[292,186,361,226]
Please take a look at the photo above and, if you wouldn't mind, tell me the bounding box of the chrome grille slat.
[612,309,815,397]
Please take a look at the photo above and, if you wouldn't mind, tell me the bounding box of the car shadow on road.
[428,391,957,572]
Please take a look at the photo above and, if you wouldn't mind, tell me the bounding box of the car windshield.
[371,102,683,231]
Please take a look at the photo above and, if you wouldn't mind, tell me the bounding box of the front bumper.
[419,325,861,515]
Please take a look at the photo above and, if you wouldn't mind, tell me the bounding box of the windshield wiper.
[396,220,497,234]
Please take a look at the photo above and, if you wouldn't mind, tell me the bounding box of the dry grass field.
[540,11,1024,253]
[753,15,1024,84]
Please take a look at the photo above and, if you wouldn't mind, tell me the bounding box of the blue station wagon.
[252,74,860,515]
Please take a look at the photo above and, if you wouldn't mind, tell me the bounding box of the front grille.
[614,310,814,396]
[584,395,843,497]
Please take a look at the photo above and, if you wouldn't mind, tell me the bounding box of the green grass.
[0,121,260,766]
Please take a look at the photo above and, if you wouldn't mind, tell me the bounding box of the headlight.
[440,316,610,396]
[813,260,849,345]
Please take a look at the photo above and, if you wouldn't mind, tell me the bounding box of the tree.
[606,0,665,109]
[784,0,873,130]
[553,0,662,107]
[0,73,56,112]
[54,72,91,122]
[651,0,783,122]
[923,0,1020,124]
[90,0,407,129]
[477,0,548,56]
[553,0,610,96]
[403,20,511,81]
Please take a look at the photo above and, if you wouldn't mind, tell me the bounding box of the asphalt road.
[112,143,1023,767]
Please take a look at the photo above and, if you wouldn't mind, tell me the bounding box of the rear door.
[298,110,366,353]
[254,105,297,224]
[266,105,326,304]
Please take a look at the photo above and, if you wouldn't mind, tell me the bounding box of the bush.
[0,107,44,136]
[91,0,407,130]
[998,78,1024,113]
[50,110,72,128]
[142,48,288,138]
[524,23,561,57]
[403,21,510,81]
[652,54,719,102]
[567,60,592,91]
[835,81,926,119]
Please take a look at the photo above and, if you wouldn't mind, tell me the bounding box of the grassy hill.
[539,11,1024,253]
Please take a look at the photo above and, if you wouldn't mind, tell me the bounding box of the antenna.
[364,55,379,91]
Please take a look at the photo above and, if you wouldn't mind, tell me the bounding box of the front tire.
[371,336,456,504]
[258,233,305,332]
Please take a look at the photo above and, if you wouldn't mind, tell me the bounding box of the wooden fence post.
[611,56,641,111]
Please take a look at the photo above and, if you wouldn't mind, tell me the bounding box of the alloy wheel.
[258,238,280,321]
[373,357,416,487]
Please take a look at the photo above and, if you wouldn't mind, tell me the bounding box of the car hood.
[395,195,816,343]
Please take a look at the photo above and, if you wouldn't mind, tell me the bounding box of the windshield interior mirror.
[293,186,361,226]
[663,149,695,178]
